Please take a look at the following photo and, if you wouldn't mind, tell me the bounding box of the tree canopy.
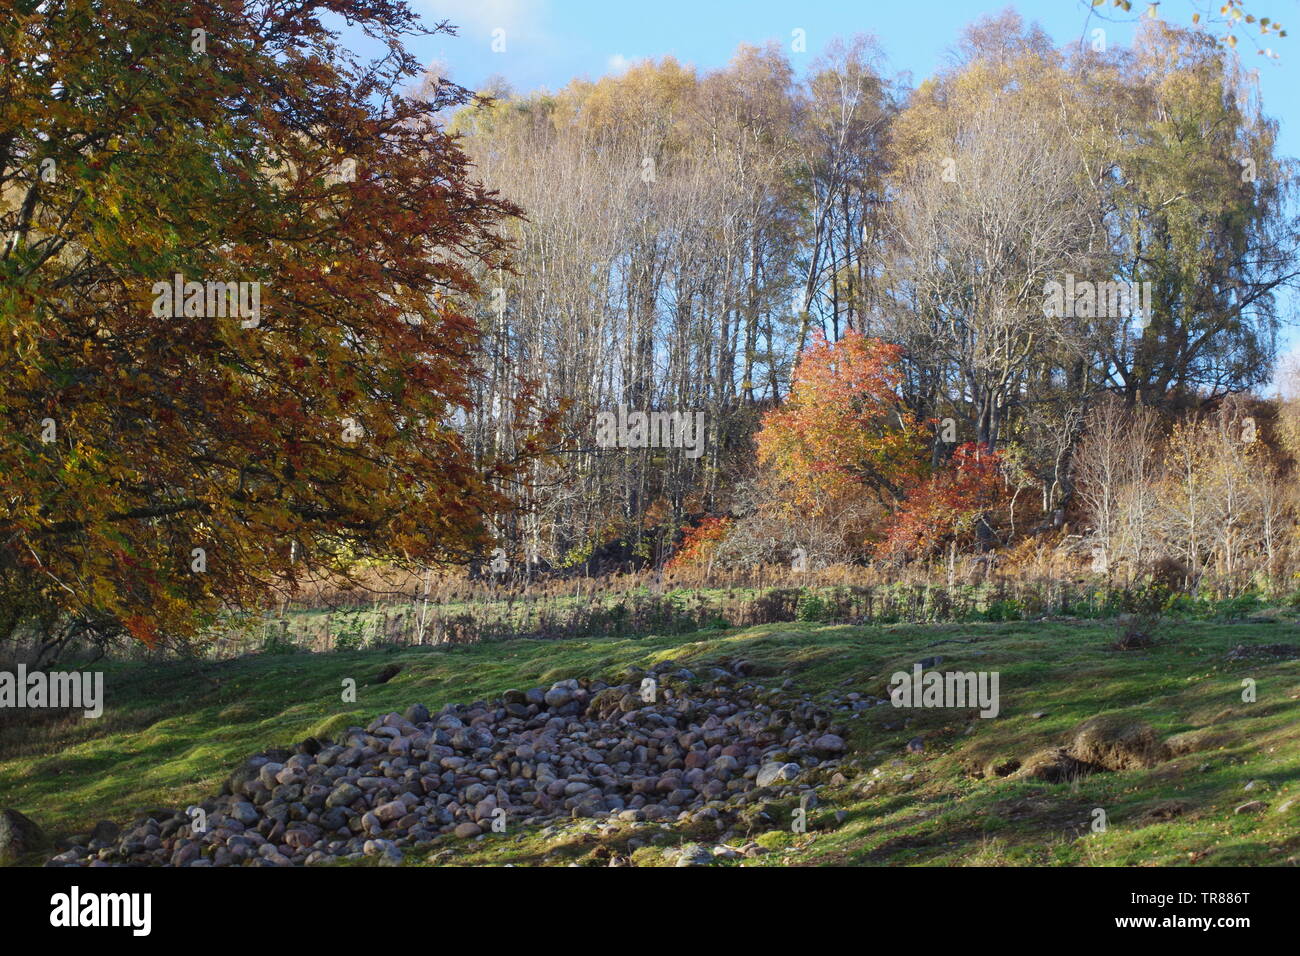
[0,0,547,656]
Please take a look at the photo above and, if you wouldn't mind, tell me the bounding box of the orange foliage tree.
[756,331,926,514]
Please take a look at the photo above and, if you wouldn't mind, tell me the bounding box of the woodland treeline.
[3,3,1299,666]
[454,12,1300,581]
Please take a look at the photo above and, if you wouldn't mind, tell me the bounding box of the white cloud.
[607,53,630,73]
[416,0,571,91]
[422,0,545,41]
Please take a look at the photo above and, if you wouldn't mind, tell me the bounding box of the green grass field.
[3,613,1298,866]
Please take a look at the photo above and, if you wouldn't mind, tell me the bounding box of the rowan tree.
[755,331,925,519]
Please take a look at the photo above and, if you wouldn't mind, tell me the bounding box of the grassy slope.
[2,615,1298,866]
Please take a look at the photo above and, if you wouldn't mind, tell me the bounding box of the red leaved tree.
[876,442,1010,561]
[665,516,732,573]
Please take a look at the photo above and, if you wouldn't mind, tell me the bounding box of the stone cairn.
[48,659,851,867]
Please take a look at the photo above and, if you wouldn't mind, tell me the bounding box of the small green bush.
[262,631,300,655]
[1212,592,1263,620]
[333,629,364,652]
[796,592,829,623]
[983,598,1023,622]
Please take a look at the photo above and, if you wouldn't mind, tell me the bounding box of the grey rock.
[674,843,713,866]
[230,801,260,826]
[756,762,800,788]
[813,734,846,754]
[543,686,574,709]
[0,809,45,863]
[90,820,121,843]
[325,783,363,809]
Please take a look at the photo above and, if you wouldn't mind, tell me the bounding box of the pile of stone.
[47,659,848,866]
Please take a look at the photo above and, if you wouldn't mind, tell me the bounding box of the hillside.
[3,615,1299,867]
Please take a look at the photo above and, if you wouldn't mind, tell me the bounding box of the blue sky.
[383,0,1299,381]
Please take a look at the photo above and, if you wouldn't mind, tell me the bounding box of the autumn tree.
[0,1,547,661]
[875,442,1011,562]
[752,331,924,560]
[886,16,1103,453]
[1090,21,1299,408]
[1154,401,1280,582]
[792,35,895,349]
[1082,0,1287,56]
[456,51,804,567]
[1073,397,1164,568]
